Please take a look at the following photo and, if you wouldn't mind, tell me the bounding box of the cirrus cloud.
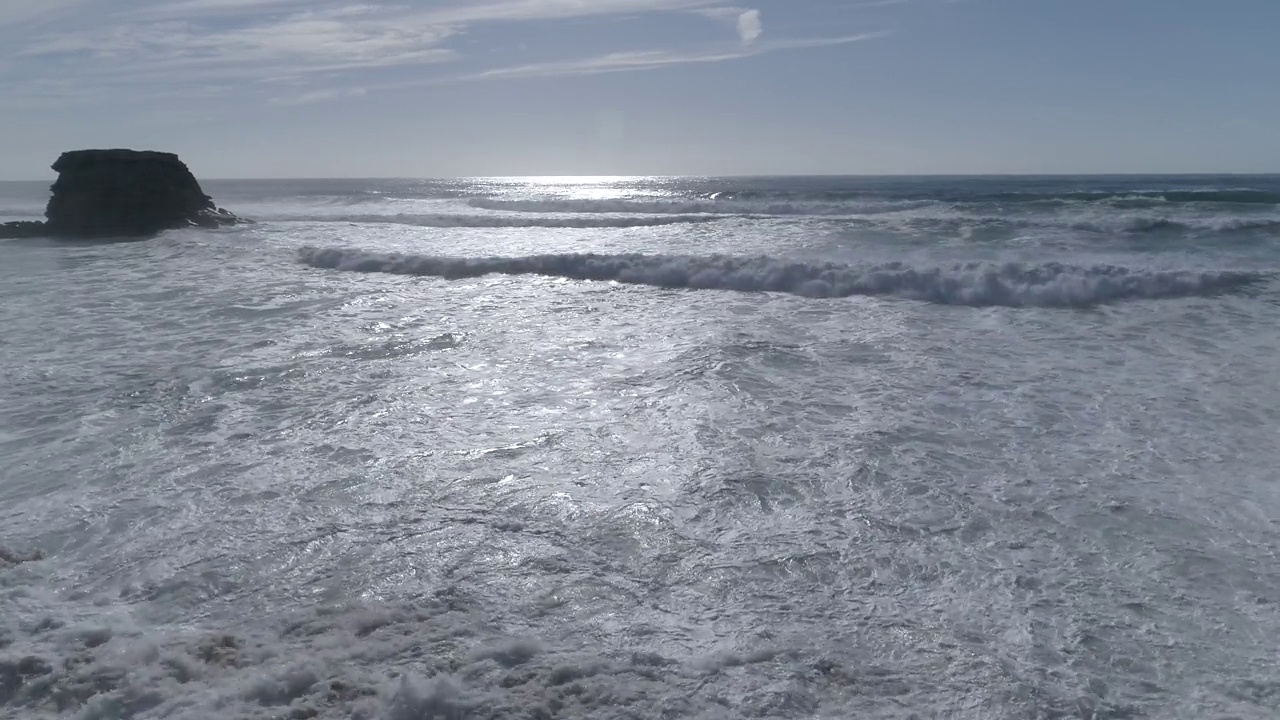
[4,0,887,108]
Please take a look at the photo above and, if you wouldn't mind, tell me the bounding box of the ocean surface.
[1,175,1279,719]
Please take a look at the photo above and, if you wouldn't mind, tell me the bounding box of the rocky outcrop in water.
[0,221,49,239]
[0,149,246,239]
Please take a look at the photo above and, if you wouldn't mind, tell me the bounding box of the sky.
[1,0,1278,179]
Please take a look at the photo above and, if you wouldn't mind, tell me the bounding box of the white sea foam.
[0,597,834,720]
[298,246,1269,307]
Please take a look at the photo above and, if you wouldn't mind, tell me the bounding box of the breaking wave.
[1065,215,1280,235]
[298,247,1269,307]
[267,213,721,229]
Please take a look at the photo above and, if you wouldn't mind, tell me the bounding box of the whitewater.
[1,174,1279,719]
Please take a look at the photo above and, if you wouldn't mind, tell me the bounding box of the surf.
[298,246,1270,307]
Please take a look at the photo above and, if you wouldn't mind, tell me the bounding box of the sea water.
[1,175,1279,719]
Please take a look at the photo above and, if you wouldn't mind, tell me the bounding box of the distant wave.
[704,189,1280,206]
[298,247,1269,307]
[859,211,1280,236]
[466,198,921,216]
[270,213,721,229]
[466,197,1280,227]
[1058,215,1280,235]
[999,190,1280,205]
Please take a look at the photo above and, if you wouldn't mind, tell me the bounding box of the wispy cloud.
[5,74,241,111]
[21,6,458,76]
[269,86,368,106]
[137,0,721,23]
[23,0,727,79]
[415,0,721,25]
[0,0,91,29]
[736,9,762,44]
[133,0,313,19]
[695,7,763,45]
[453,32,886,82]
[6,0,886,109]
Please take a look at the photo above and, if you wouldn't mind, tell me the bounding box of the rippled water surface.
[2,176,1279,719]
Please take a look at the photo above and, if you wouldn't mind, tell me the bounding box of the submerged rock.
[0,221,49,238]
[0,545,43,568]
[0,149,248,239]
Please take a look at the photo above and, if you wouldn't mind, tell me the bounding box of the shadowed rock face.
[1,149,247,239]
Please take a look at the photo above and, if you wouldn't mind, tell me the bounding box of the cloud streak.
[137,0,723,22]
[6,0,885,109]
[452,32,886,82]
[21,0,728,79]
[133,0,313,19]
[0,0,90,28]
[269,86,368,106]
[21,7,459,76]
[414,0,721,25]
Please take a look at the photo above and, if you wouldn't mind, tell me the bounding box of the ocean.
[1,175,1278,719]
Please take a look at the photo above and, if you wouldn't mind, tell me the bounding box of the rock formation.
[0,221,48,239]
[0,149,247,239]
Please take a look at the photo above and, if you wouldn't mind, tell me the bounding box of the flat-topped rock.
[1,149,247,239]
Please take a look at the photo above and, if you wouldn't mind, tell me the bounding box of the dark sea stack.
[0,149,246,239]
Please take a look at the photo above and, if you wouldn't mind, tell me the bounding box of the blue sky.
[2,0,1278,179]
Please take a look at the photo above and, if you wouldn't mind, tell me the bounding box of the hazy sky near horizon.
[1,0,1278,179]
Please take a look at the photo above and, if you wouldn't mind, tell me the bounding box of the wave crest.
[268,213,720,229]
[298,247,1269,307]
[968,190,1280,205]
[1049,214,1280,235]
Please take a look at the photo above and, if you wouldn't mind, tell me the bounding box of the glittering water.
[2,176,1279,719]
